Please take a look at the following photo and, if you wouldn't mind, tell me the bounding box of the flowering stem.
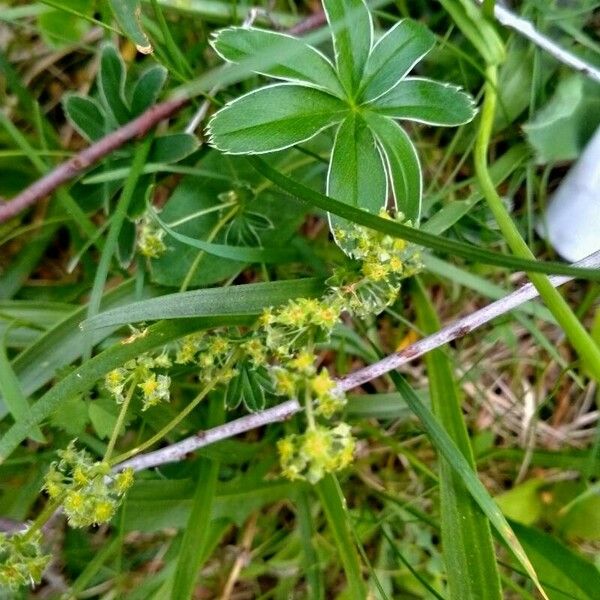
[110,353,238,466]
[104,378,137,463]
[22,497,63,542]
[179,205,239,292]
[475,64,600,383]
[304,387,316,430]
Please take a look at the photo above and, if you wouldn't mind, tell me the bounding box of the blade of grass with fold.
[389,372,548,600]
[413,278,501,599]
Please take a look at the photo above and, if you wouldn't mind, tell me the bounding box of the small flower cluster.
[277,423,355,484]
[272,352,346,419]
[175,331,237,384]
[331,211,422,316]
[137,219,166,258]
[0,530,49,590]
[105,352,171,410]
[43,441,134,528]
[261,297,342,355]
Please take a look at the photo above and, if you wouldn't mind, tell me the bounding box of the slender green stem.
[179,205,239,292]
[22,497,63,541]
[166,201,237,227]
[85,138,152,337]
[104,378,137,463]
[475,65,600,383]
[110,353,239,465]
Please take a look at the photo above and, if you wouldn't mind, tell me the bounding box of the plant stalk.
[475,64,600,383]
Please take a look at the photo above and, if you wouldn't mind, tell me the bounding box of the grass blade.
[413,278,501,599]
[315,474,366,599]
[83,278,324,329]
[172,400,223,599]
[389,372,548,600]
[0,340,44,442]
[510,521,600,600]
[246,156,600,281]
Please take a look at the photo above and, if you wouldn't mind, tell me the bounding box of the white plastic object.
[537,126,600,262]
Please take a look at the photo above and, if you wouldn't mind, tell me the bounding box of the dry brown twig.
[0,9,329,224]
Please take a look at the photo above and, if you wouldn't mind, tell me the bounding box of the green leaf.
[98,44,131,125]
[390,372,548,599]
[510,521,600,600]
[495,479,545,526]
[327,113,387,240]
[247,156,600,281]
[151,155,308,288]
[130,65,167,115]
[172,401,223,600]
[414,280,501,600]
[316,475,366,599]
[83,277,324,329]
[109,0,153,54]
[0,341,44,443]
[88,397,118,440]
[322,0,372,96]
[360,19,435,102]
[523,75,600,163]
[63,95,106,141]
[207,84,348,154]
[224,361,270,411]
[211,27,345,97]
[364,113,422,222]
[38,0,92,47]
[371,78,476,125]
[154,211,301,263]
[49,395,89,436]
[149,133,199,164]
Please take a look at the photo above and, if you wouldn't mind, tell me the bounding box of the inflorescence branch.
[114,249,600,474]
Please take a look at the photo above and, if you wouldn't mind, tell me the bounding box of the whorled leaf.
[326,113,387,240]
[211,27,345,97]
[370,77,477,126]
[98,44,130,125]
[359,19,435,103]
[364,112,422,222]
[130,65,167,115]
[63,95,107,142]
[207,84,348,154]
[322,0,373,96]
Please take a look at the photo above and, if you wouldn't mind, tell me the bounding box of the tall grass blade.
[389,372,548,599]
[413,279,501,599]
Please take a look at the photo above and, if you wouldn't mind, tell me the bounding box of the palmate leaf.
[224,363,273,412]
[322,0,372,96]
[359,19,435,103]
[207,84,348,154]
[371,78,477,126]
[327,113,387,239]
[63,95,107,142]
[211,28,345,97]
[208,2,477,248]
[130,65,168,114]
[364,112,422,222]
